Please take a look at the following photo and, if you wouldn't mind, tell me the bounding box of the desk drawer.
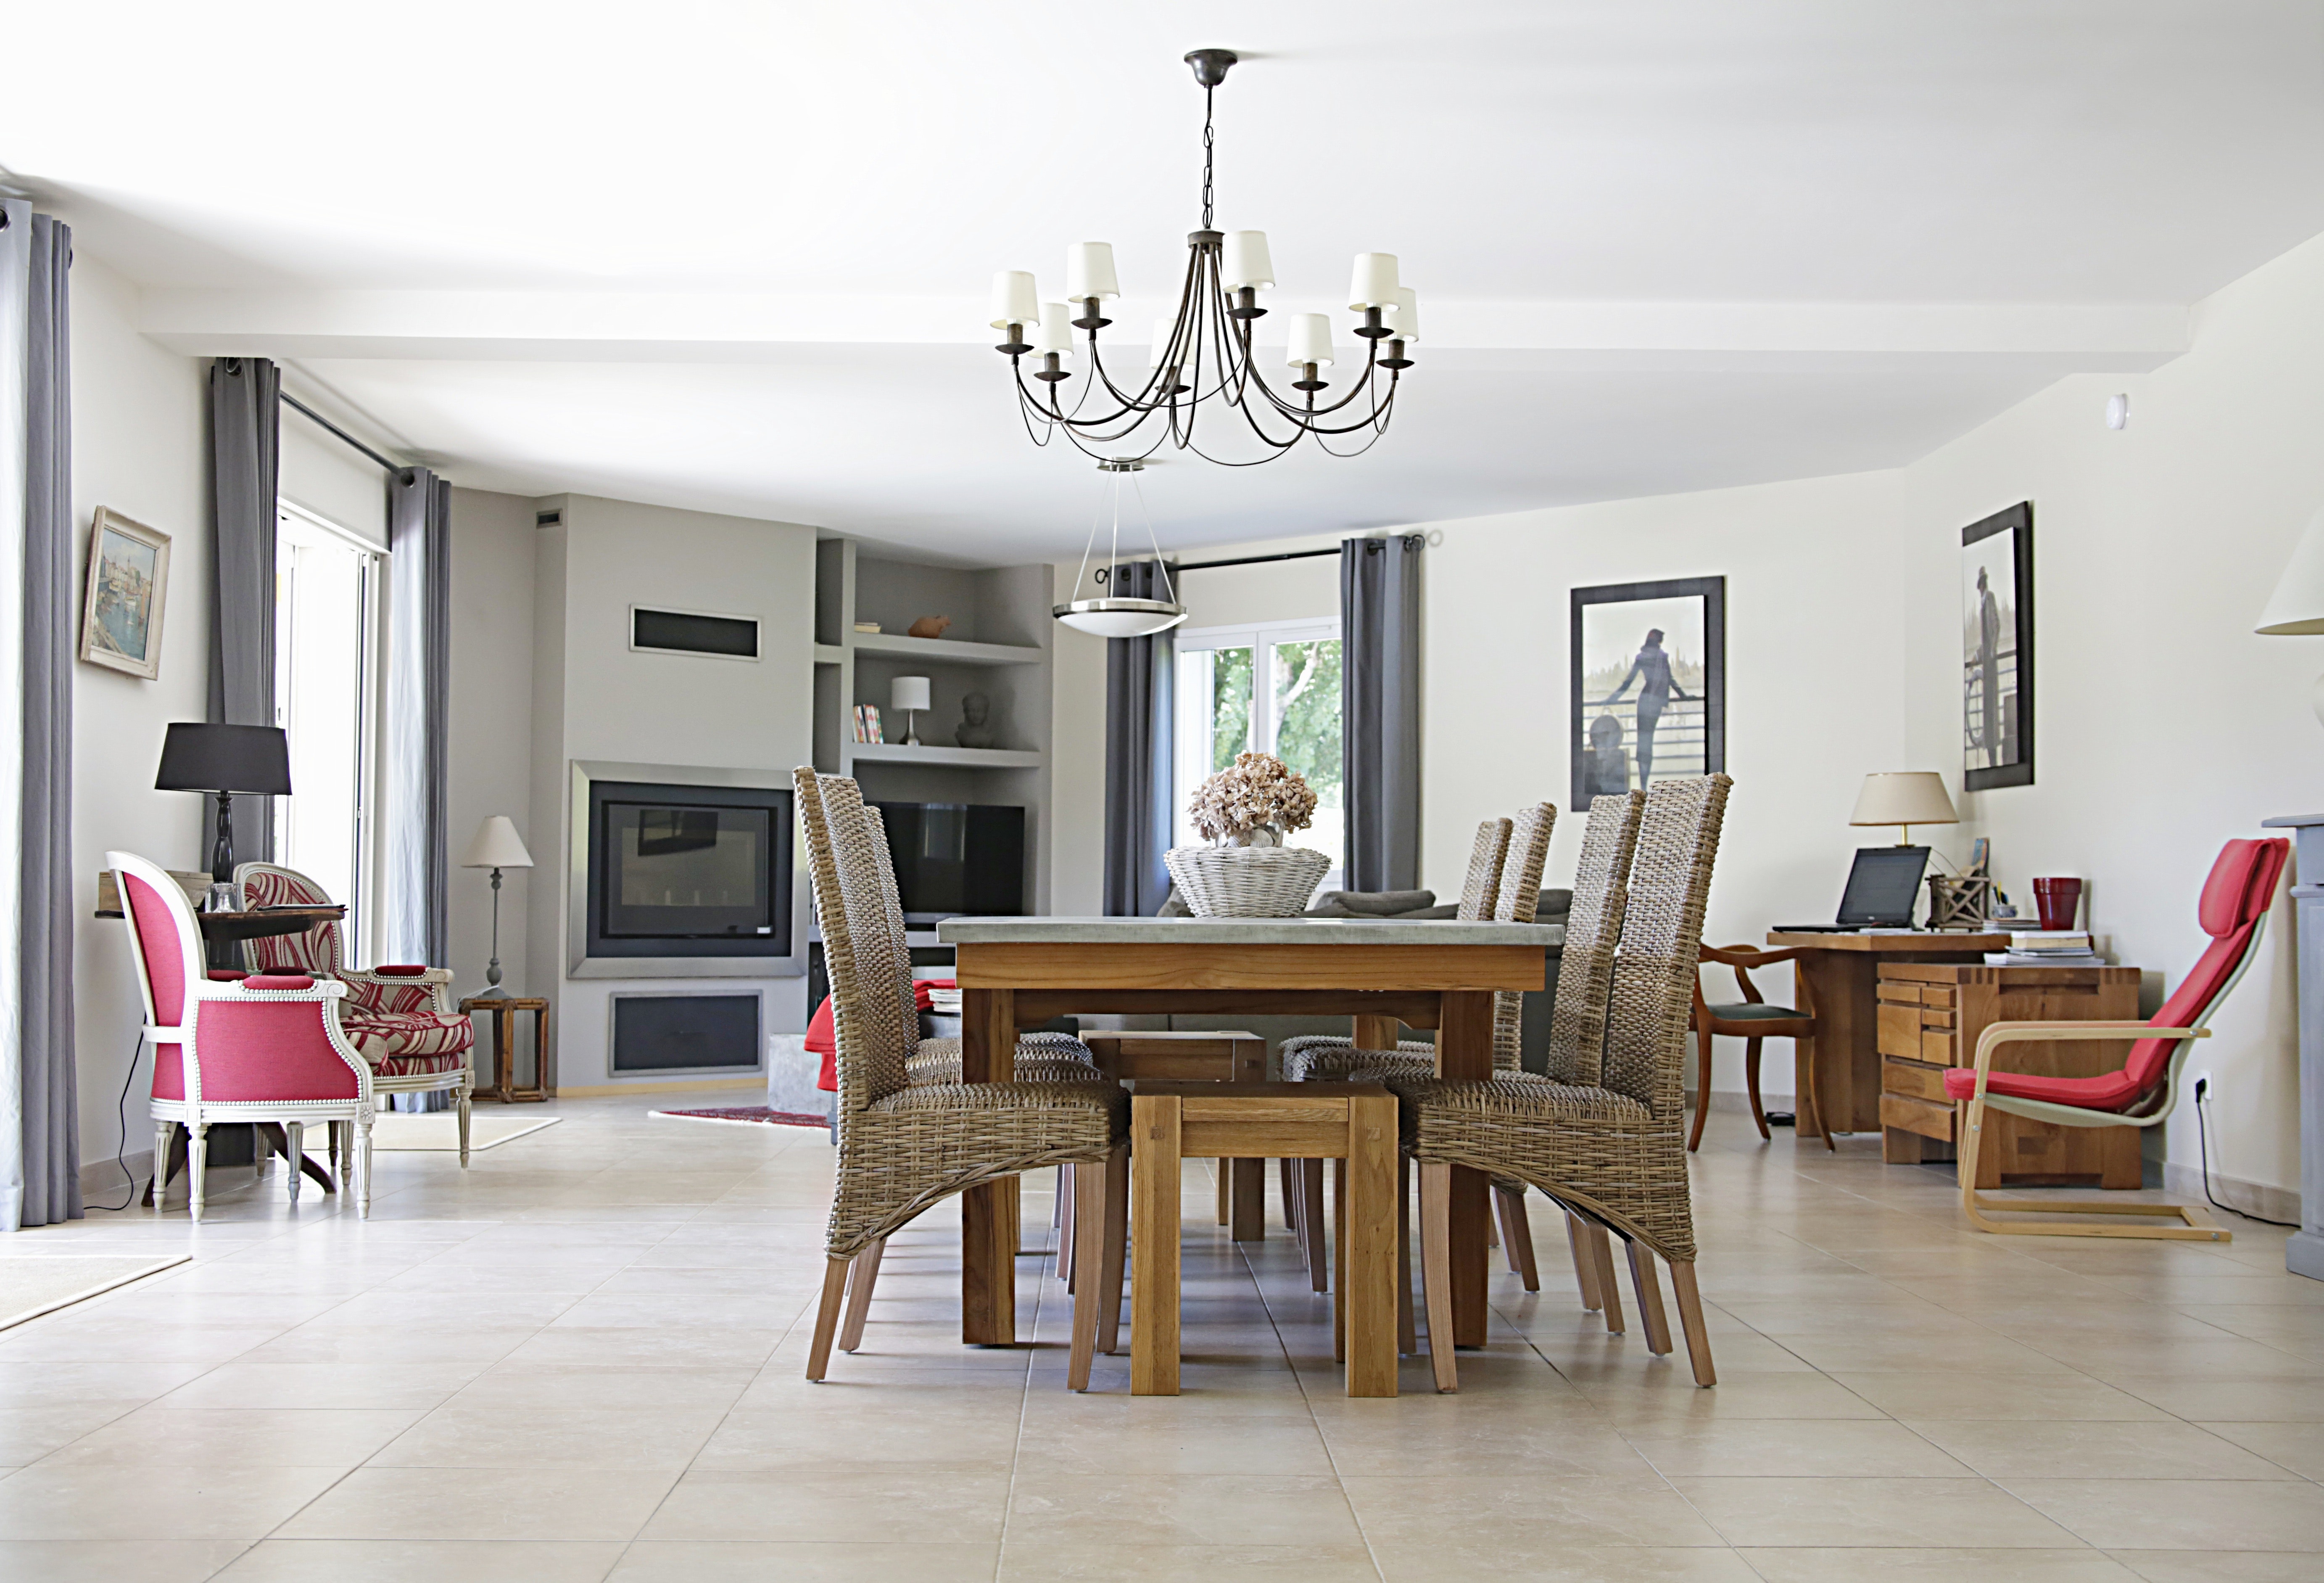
[1880,1091,1957,1142]
[1883,1055,1952,1103]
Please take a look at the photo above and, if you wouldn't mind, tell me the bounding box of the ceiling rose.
[993,48,1416,469]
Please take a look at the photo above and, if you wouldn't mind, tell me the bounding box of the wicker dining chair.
[1406,775,1730,1392]
[794,769,1128,1387]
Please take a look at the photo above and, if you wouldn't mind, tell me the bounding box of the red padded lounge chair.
[1943,836,2287,1242]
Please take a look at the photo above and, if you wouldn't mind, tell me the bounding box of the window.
[273,502,384,960]
[1173,618,1344,887]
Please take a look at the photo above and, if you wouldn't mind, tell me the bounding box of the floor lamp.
[461,815,535,997]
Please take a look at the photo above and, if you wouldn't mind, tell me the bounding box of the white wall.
[279,414,386,549]
[447,487,537,1006]
[527,494,819,1087]
[67,255,210,1178]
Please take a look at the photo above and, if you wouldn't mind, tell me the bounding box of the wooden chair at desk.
[1688,945,1822,1152]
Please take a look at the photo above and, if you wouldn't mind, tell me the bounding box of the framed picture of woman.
[1570,577,1726,808]
[78,508,172,680]
[1962,502,2034,790]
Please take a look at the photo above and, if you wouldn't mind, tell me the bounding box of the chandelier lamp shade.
[1053,457,1188,638]
[992,48,1415,467]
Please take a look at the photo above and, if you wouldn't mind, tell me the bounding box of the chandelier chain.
[1201,86,1215,231]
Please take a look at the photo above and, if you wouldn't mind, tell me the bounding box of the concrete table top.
[936,916,1564,947]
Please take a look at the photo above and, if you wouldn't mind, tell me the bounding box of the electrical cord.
[2194,1079,2298,1229]
[100,1038,144,1213]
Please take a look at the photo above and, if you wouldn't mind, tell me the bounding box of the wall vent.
[610,991,762,1074]
[535,509,563,528]
[631,605,760,661]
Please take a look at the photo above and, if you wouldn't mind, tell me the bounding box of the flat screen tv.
[869,801,1025,923]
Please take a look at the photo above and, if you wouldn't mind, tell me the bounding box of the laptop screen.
[1835,846,1931,927]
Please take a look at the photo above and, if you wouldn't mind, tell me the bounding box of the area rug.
[652,1106,829,1129]
[368,1113,562,1151]
[0,1255,190,1331]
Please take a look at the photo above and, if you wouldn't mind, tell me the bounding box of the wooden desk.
[942,916,1559,1350]
[1766,932,2010,1140]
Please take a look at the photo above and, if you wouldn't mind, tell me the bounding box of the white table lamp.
[460,815,535,997]
[2255,506,2324,726]
[1849,772,1958,846]
[892,676,931,746]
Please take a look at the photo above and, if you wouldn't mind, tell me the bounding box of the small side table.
[461,996,551,1103]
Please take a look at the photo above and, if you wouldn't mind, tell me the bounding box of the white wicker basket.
[1164,844,1332,918]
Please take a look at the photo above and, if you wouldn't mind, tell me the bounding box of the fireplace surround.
[567,760,803,978]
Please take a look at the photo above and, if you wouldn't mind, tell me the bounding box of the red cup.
[2032,876,2083,932]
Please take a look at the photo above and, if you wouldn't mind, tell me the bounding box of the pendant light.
[1052,459,1187,637]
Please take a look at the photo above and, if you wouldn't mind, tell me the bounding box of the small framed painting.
[78,508,172,680]
[1962,502,2033,790]
[1570,576,1726,807]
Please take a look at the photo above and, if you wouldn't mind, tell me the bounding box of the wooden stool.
[461,996,551,1103]
[1131,1081,1398,1398]
[1082,1031,1267,1240]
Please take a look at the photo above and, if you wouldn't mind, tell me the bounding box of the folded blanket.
[1308,889,1438,916]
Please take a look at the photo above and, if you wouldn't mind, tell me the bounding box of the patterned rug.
[651,1106,829,1129]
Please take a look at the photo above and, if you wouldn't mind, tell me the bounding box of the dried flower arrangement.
[1187,752,1319,846]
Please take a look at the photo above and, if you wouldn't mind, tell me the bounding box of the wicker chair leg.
[1216,1159,1230,1225]
[1566,1213,1602,1313]
[1397,1155,1418,1355]
[1068,1157,1110,1390]
[1299,1158,1329,1292]
[1418,1162,1459,1393]
[1626,1241,1674,1355]
[1585,1223,1625,1335]
[839,1237,885,1353]
[1496,1186,1540,1290]
[1669,1260,1717,1386]
[1332,1157,1348,1363]
[806,1255,851,1382]
[1098,1142,1129,1356]
[1688,1020,1714,1152]
[1279,1158,1297,1229]
[1056,1165,1076,1285]
[1744,1039,1769,1139]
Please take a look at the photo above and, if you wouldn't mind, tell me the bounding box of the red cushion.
[372,964,429,976]
[206,970,248,982]
[1945,838,2287,1113]
[244,974,317,991]
[808,996,836,1091]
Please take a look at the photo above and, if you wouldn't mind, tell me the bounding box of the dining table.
[938,915,1563,1350]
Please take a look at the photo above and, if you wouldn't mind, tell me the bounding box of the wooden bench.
[1082,1031,1269,1239]
[1130,1081,1398,1398]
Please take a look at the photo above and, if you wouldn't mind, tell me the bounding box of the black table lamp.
[155,723,293,881]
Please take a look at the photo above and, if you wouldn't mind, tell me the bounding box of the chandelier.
[991,48,1418,470]
[1052,457,1187,638]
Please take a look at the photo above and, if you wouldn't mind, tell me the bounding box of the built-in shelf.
[812,643,845,665]
[850,742,1044,769]
[852,631,1043,667]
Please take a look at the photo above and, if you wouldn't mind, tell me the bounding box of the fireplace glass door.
[583,779,793,960]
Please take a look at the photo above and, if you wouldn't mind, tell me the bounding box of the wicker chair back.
[1601,776,1732,1111]
[1545,793,1645,1086]
[1491,803,1557,1070]
[1459,818,1513,920]
[794,770,911,1116]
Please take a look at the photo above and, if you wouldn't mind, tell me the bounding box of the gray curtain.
[1341,534,1424,892]
[206,357,279,871]
[1102,560,1176,916]
[384,468,450,966]
[2,205,80,1227]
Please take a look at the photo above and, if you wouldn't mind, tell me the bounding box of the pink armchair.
[235,861,474,1165]
[112,850,380,1219]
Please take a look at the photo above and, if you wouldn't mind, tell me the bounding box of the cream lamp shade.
[890,677,931,713]
[1849,772,1958,845]
[460,815,535,870]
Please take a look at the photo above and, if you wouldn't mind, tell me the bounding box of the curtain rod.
[279,389,402,474]
[1173,546,1342,573]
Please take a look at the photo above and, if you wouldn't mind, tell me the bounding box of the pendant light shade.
[1053,599,1191,639]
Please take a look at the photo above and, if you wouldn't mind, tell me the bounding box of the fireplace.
[569,763,798,977]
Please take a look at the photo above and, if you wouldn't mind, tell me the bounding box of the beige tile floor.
[0,1096,2318,1582]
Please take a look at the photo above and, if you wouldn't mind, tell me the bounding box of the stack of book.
[1984,930,2103,967]
[852,704,884,744]
[924,983,961,1016]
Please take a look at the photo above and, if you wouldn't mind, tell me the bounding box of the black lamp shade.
[155,723,293,795]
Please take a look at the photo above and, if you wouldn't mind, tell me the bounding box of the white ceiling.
[9,2,2324,562]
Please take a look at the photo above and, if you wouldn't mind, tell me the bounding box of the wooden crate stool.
[1131,1081,1398,1398]
[1082,1032,1268,1241]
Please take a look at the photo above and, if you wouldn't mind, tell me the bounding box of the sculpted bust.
[955,692,995,748]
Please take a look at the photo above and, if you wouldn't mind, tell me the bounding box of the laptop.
[1775,846,1931,933]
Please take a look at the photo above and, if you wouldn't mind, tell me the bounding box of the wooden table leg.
[1794,952,1879,1138]
[1436,989,1496,1347]
[1344,1089,1398,1397]
[491,1005,512,1103]
[1227,1158,1265,1241]
[1132,1093,1183,1395]
[960,988,1017,1345]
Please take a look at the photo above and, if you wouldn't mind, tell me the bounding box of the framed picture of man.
[1570,577,1725,808]
[1962,502,2034,790]
[77,508,172,680]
